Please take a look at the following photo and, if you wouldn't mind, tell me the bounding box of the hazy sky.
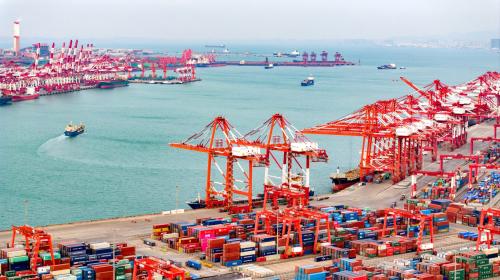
[0,0,498,41]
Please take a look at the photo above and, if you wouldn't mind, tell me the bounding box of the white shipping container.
[240,241,256,248]
[162,233,179,240]
[89,242,110,250]
[232,146,261,157]
[259,241,276,247]
[6,249,26,258]
[52,270,72,276]
[240,250,256,257]
[37,266,51,274]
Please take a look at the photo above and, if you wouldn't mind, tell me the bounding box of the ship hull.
[186,200,206,209]
[97,80,129,89]
[64,129,84,137]
[11,94,40,102]
[332,179,360,192]
[301,80,314,86]
[0,96,13,105]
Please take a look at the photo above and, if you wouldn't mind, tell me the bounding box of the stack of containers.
[151,224,170,240]
[300,231,315,255]
[206,238,224,263]
[251,234,276,257]
[88,243,113,261]
[1,248,29,272]
[59,241,87,265]
[239,241,256,264]
[432,213,450,233]
[222,243,241,267]
[88,264,113,280]
[294,265,327,280]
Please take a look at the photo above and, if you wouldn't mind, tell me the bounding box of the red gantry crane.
[11,225,56,272]
[476,207,500,250]
[241,114,328,209]
[302,97,432,183]
[170,116,265,212]
[132,257,185,280]
[381,208,434,254]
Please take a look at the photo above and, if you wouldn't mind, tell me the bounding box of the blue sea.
[0,45,498,229]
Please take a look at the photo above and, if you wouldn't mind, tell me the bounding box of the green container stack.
[479,264,493,279]
[8,256,29,264]
[447,269,465,280]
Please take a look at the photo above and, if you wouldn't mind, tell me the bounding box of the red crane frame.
[410,170,457,199]
[476,208,500,250]
[381,208,434,254]
[470,137,500,155]
[11,225,55,272]
[132,257,185,280]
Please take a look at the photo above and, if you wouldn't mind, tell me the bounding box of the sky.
[0,0,499,43]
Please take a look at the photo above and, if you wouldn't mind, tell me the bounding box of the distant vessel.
[377,63,397,69]
[273,52,283,57]
[301,76,315,86]
[97,80,129,89]
[9,86,40,102]
[264,63,274,69]
[186,193,206,209]
[64,122,85,137]
[330,168,360,192]
[0,94,13,105]
[222,48,230,54]
[205,44,225,48]
[286,50,300,57]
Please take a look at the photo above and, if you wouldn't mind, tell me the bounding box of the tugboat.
[377,63,397,70]
[0,94,13,105]
[264,63,274,69]
[64,122,85,137]
[330,167,360,192]
[301,75,315,86]
[186,192,206,209]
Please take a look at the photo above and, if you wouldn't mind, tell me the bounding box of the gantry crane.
[170,116,265,212]
[302,97,430,183]
[11,225,55,272]
[381,208,434,254]
[132,257,185,280]
[439,153,481,172]
[468,163,500,186]
[476,207,500,250]
[410,170,458,199]
[241,114,327,209]
[470,137,500,155]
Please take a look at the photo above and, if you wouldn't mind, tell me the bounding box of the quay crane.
[169,116,265,213]
[240,114,328,209]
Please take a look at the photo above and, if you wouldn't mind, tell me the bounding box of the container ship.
[97,80,129,89]
[330,168,360,192]
[64,122,85,137]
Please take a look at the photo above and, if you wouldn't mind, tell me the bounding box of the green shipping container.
[9,256,29,263]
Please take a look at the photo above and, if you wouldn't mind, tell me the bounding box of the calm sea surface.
[0,46,498,229]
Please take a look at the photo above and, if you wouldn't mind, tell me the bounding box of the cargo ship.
[330,168,360,192]
[10,86,40,102]
[97,80,129,89]
[0,94,13,105]
[186,193,266,210]
[301,76,315,86]
[64,122,85,137]
[377,63,397,70]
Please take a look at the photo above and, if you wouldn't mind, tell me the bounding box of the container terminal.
[0,70,499,280]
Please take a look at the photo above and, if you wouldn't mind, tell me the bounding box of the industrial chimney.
[13,20,20,56]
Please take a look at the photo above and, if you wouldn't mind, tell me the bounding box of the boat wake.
[37,135,67,156]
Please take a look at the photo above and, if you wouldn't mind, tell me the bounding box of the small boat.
[64,122,85,137]
[186,193,206,209]
[287,50,300,57]
[264,63,274,69]
[377,63,397,70]
[399,66,406,69]
[0,94,13,105]
[330,168,360,192]
[301,76,315,86]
